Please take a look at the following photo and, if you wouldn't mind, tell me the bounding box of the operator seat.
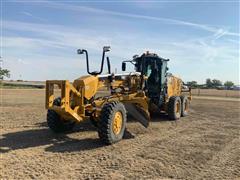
[147,69,160,97]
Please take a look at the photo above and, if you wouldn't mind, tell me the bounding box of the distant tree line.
[0,67,10,80]
[0,66,237,90]
[186,78,235,90]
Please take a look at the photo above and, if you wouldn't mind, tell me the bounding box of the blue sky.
[1,0,239,84]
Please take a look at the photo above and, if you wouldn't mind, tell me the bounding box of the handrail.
[77,46,111,76]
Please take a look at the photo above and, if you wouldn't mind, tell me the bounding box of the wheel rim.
[112,111,123,135]
[175,101,180,114]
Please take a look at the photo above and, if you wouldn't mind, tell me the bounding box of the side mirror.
[103,46,110,52]
[77,49,84,54]
[122,62,126,71]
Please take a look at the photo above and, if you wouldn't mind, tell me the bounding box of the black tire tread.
[47,97,75,133]
[168,96,181,120]
[98,101,126,144]
[180,95,189,117]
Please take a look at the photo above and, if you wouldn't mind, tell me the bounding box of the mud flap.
[124,103,150,128]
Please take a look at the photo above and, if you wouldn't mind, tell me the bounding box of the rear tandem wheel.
[167,96,182,120]
[180,95,189,117]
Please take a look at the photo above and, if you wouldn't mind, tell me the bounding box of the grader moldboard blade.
[124,103,150,128]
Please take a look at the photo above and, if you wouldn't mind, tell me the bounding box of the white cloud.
[42,1,239,37]
[17,58,30,65]
[21,11,48,22]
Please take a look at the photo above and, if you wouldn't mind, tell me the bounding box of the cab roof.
[133,51,169,62]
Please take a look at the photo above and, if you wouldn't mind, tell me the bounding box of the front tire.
[47,97,75,133]
[167,96,182,120]
[98,102,127,144]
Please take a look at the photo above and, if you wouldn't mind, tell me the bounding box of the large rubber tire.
[47,97,75,133]
[167,96,182,120]
[98,102,127,145]
[180,95,189,117]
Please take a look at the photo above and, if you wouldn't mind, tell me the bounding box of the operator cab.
[122,51,169,106]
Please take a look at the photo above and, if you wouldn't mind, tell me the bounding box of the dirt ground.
[1,89,240,179]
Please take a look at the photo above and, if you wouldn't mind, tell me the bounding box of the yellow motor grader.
[45,46,191,144]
